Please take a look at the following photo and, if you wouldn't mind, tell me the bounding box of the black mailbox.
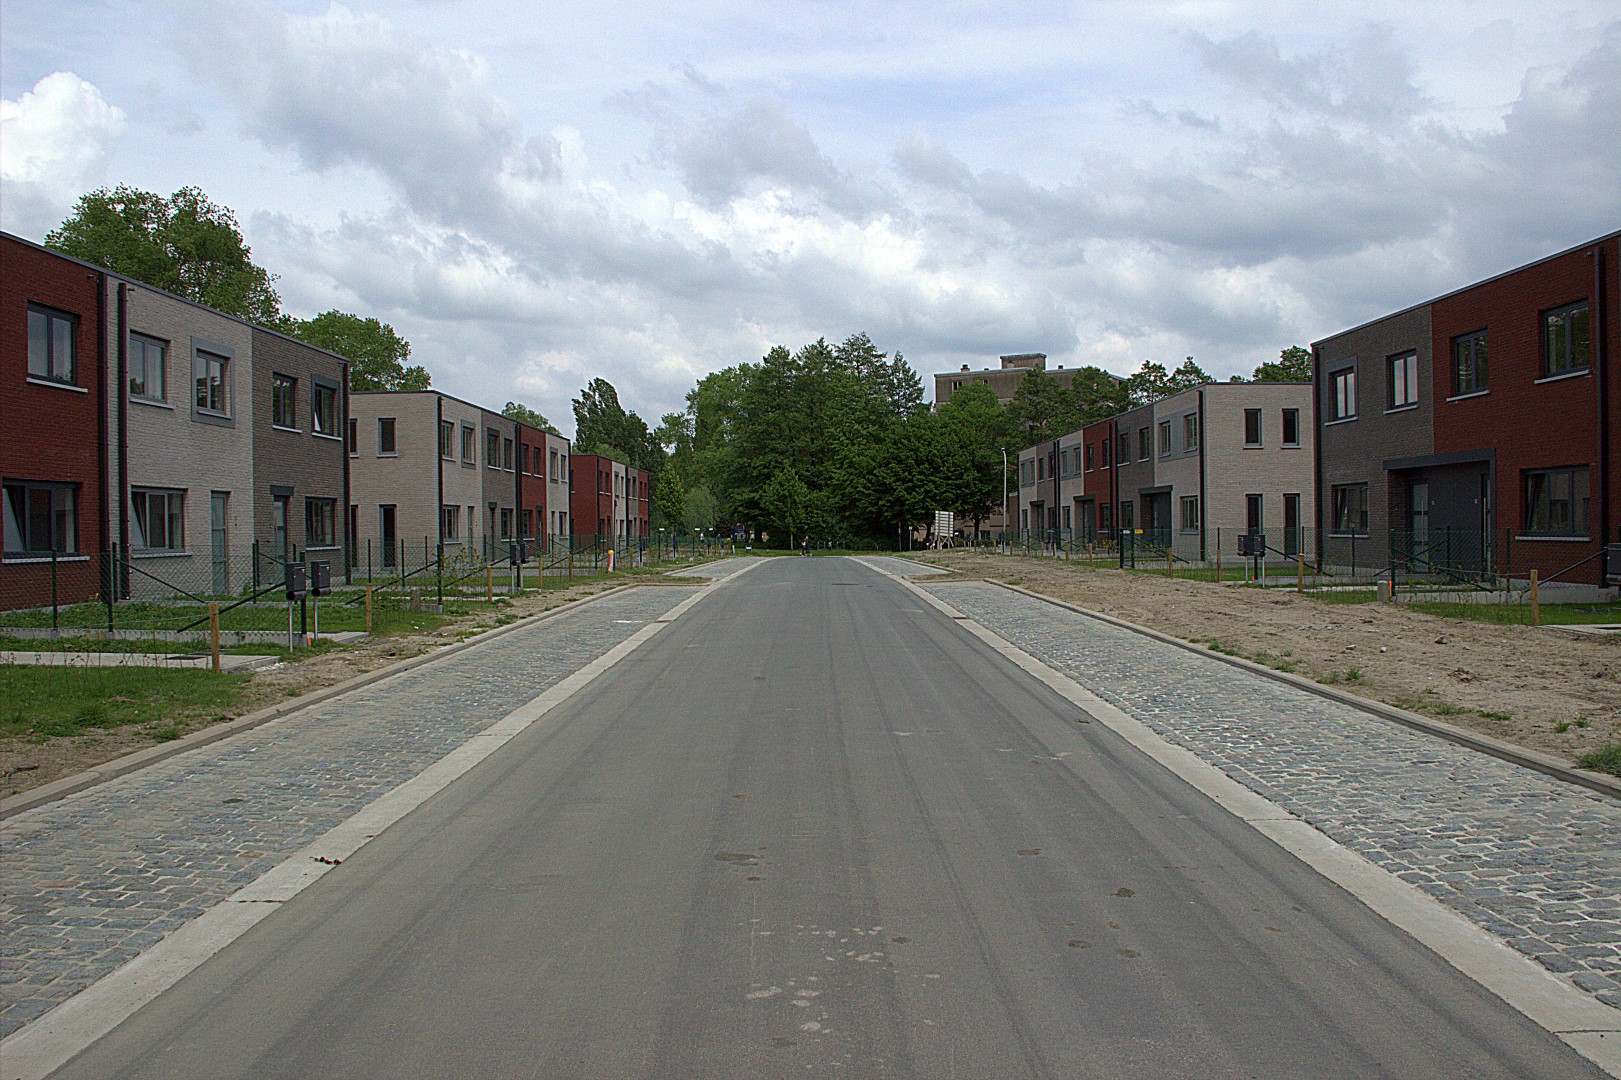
[510,542,524,567]
[284,562,307,600]
[1238,533,1265,557]
[1607,544,1621,585]
[309,560,331,597]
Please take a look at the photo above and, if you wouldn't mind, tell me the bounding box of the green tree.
[683,485,719,533]
[290,311,428,391]
[572,378,661,472]
[1252,346,1313,382]
[935,382,1013,533]
[1068,366,1129,426]
[1167,356,1211,392]
[1008,369,1080,443]
[47,185,282,323]
[761,466,813,547]
[655,461,687,529]
[502,401,560,433]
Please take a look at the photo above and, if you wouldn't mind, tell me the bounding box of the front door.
[1283,493,1300,558]
[271,494,290,565]
[380,504,397,568]
[210,492,228,593]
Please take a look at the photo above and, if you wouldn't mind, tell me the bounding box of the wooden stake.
[486,565,493,602]
[1530,569,1540,626]
[1297,551,1305,593]
[365,585,373,634]
[208,602,221,673]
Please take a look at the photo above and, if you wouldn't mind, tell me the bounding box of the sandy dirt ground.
[1,577,662,799]
[912,550,1620,768]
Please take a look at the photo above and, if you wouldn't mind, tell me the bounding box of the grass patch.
[0,664,248,742]
[1478,710,1513,722]
[1408,600,1621,626]
[1310,590,1379,605]
[1575,742,1621,777]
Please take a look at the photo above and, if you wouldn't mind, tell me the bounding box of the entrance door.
[1246,494,1262,534]
[1283,493,1300,558]
[272,494,290,565]
[380,504,397,567]
[210,493,229,593]
[1120,501,1134,531]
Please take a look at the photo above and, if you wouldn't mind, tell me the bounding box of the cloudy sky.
[4,2,1618,435]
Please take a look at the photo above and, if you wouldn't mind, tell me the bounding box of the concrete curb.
[1,581,702,820]
[983,580,1621,802]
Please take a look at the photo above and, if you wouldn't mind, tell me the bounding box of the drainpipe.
[435,396,444,548]
[1312,345,1324,572]
[115,282,130,588]
[96,274,111,568]
[341,361,351,581]
[1594,243,1610,555]
[1197,388,1207,562]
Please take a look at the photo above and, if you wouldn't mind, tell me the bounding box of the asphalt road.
[52,557,1606,1078]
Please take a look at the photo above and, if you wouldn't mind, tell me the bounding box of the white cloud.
[0,72,126,236]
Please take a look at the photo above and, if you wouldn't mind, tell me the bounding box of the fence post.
[365,585,374,634]
[50,549,60,633]
[1530,569,1540,626]
[398,539,405,588]
[437,543,444,606]
[252,541,260,596]
[1215,533,1222,582]
[1297,550,1305,593]
[106,544,117,632]
[208,602,221,673]
[486,564,493,602]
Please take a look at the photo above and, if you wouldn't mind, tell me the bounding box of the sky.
[3,2,1618,438]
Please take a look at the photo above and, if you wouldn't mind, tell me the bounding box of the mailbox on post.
[1606,544,1621,586]
[284,562,307,600]
[309,560,331,596]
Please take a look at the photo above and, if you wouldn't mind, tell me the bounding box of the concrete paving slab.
[0,651,279,672]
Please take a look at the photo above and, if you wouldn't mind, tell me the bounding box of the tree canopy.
[1251,346,1314,383]
[47,185,283,324]
[290,311,428,391]
[502,401,561,434]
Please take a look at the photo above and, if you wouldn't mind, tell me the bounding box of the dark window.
[1282,408,1300,446]
[1117,433,1129,463]
[305,497,337,547]
[312,384,337,436]
[1157,421,1171,456]
[1542,302,1590,378]
[1084,445,1094,471]
[26,304,77,383]
[1330,368,1356,420]
[1331,484,1369,536]
[1180,496,1200,532]
[487,429,500,467]
[377,417,396,454]
[1243,408,1262,446]
[129,334,167,401]
[1183,413,1199,451]
[272,373,298,428]
[1137,427,1151,461]
[131,488,184,551]
[2,481,77,555]
[462,425,476,462]
[503,437,514,470]
[1524,467,1590,537]
[440,420,455,458]
[194,349,230,414]
[348,417,358,456]
[1101,440,1111,468]
[1452,330,1487,395]
[1388,352,1418,409]
[441,504,461,541]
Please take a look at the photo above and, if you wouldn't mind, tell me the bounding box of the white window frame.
[131,487,185,552]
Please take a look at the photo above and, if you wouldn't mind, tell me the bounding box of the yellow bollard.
[1530,569,1540,626]
[208,602,221,673]
[365,585,373,634]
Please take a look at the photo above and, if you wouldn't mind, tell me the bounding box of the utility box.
[309,560,331,597]
[510,542,524,566]
[1606,544,1621,585]
[284,562,307,601]
[1237,533,1265,557]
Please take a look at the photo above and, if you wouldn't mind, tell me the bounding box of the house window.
[1180,496,1200,533]
[272,373,298,429]
[1138,427,1151,461]
[1524,467,1590,537]
[3,481,77,555]
[1037,458,1045,481]
[305,497,337,548]
[503,437,514,471]
[1452,330,1488,395]
[377,417,397,454]
[1157,421,1172,457]
[348,418,358,457]
[1543,301,1590,378]
[1282,408,1300,447]
[312,383,338,436]
[522,509,534,538]
[194,349,230,415]
[441,504,461,542]
[26,304,77,384]
[129,334,167,401]
[439,420,455,459]
[1331,484,1369,536]
[462,425,476,462]
[1244,408,1262,447]
[1101,440,1111,468]
[1084,446,1094,471]
[1099,503,1112,532]
[1388,352,1419,409]
[1183,413,1199,452]
[131,488,185,551]
[487,429,500,468]
[499,508,514,540]
[550,449,559,480]
[1118,433,1130,463]
[1330,368,1356,420]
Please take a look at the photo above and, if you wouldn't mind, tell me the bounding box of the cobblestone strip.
[857,556,949,576]
[924,581,1621,1012]
[667,556,762,578]
[0,588,695,1037]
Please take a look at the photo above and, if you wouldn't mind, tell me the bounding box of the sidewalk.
[922,580,1621,1012]
[0,586,696,1038]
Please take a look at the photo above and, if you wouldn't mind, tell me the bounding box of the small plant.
[149,722,184,741]
[1575,742,1621,777]
[1554,720,1571,733]
[1575,716,1591,729]
[1478,710,1512,722]
[1344,667,1363,683]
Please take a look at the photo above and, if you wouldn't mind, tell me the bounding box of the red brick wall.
[1431,235,1620,585]
[515,421,548,541]
[567,454,612,538]
[1,237,105,609]
[1080,419,1113,500]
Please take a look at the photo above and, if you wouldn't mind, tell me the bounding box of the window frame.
[1541,301,1590,379]
[1182,412,1199,452]
[377,417,397,455]
[26,303,78,385]
[129,333,168,403]
[441,504,461,542]
[311,381,339,437]
[1179,495,1200,533]
[193,347,231,418]
[131,487,185,553]
[1330,367,1357,421]
[1451,330,1488,397]
[439,420,455,460]
[1387,351,1419,410]
[3,480,78,556]
[1281,408,1300,447]
[1157,420,1172,458]
[304,496,338,549]
[271,372,299,430]
[1137,428,1150,462]
[1243,408,1262,447]
[462,425,476,464]
[1522,466,1590,538]
[1330,483,1369,537]
[487,429,501,469]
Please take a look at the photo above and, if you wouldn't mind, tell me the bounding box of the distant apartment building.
[935,353,1084,408]
[2,234,106,609]
[1016,382,1314,561]
[1315,231,1618,586]
[514,421,571,548]
[568,453,649,542]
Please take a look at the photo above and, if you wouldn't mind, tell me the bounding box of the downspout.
[341,361,351,581]
[115,282,130,592]
[1197,388,1207,562]
[1312,345,1324,572]
[1595,242,1610,556]
[96,274,111,569]
[435,396,444,549]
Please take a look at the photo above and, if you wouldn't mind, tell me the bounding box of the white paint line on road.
[855,558,1621,1078]
[0,579,736,1080]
